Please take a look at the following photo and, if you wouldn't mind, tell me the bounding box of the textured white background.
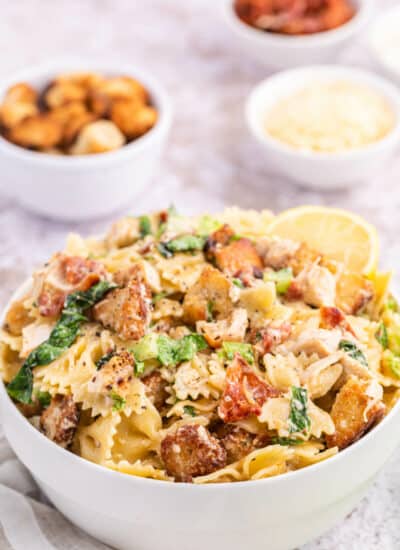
[0,1,399,548]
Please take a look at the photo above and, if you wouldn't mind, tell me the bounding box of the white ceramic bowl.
[245,65,400,189]
[1,280,400,550]
[0,61,172,222]
[368,4,400,86]
[221,0,374,69]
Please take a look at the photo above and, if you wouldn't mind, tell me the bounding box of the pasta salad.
[1,206,398,483]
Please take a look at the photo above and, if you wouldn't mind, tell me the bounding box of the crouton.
[0,101,38,128]
[8,114,63,149]
[326,377,386,450]
[70,120,125,155]
[183,265,234,325]
[44,81,87,109]
[161,424,227,481]
[40,394,79,448]
[214,238,263,278]
[3,83,37,104]
[110,99,157,139]
[62,110,97,146]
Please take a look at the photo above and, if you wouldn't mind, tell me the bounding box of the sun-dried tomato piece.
[218,354,280,423]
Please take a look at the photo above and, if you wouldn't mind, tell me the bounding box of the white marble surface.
[0,0,399,548]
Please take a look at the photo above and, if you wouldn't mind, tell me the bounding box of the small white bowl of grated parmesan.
[245,65,400,189]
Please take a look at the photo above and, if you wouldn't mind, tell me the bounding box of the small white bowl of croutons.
[0,61,172,221]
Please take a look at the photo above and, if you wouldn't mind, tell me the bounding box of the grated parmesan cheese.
[265,81,395,153]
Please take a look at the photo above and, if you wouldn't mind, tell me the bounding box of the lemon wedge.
[267,206,379,274]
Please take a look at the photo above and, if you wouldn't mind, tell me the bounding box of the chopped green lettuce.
[264,268,293,295]
[222,341,254,364]
[339,340,368,367]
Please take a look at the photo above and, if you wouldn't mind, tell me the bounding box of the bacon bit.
[320,306,357,337]
[38,288,67,317]
[38,254,106,317]
[218,354,280,423]
[286,279,303,300]
[252,321,292,355]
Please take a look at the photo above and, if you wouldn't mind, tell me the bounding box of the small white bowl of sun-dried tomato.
[221,0,374,69]
[0,60,172,221]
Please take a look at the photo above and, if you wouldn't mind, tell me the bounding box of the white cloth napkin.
[0,427,110,550]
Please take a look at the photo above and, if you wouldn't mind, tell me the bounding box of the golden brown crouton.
[93,265,152,341]
[62,110,97,146]
[4,298,32,336]
[4,83,37,104]
[70,120,125,155]
[142,371,168,411]
[44,81,87,109]
[214,238,263,278]
[110,99,157,139]
[183,265,234,325]
[40,395,79,448]
[0,101,38,128]
[161,424,227,482]
[326,377,386,450]
[55,71,104,90]
[48,101,87,125]
[8,114,63,149]
[94,76,149,103]
[336,272,374,315]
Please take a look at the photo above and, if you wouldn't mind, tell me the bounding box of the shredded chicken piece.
[289,263,336,307]
[293,328,342,357]
[256,237,300,270]
[197,308,248,348]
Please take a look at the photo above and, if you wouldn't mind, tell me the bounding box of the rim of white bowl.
[0,59,173,169]
[245,64,400,161]
[221,0,374,49]
[368,4,400,78]
[1,275,400,490]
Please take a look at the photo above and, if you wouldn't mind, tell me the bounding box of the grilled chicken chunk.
[142,371,168,411]
[94,265,152,341]
[326,377,386,450]
[161,424,227,482]
[88,350,134,398]
[40,395,79,448]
